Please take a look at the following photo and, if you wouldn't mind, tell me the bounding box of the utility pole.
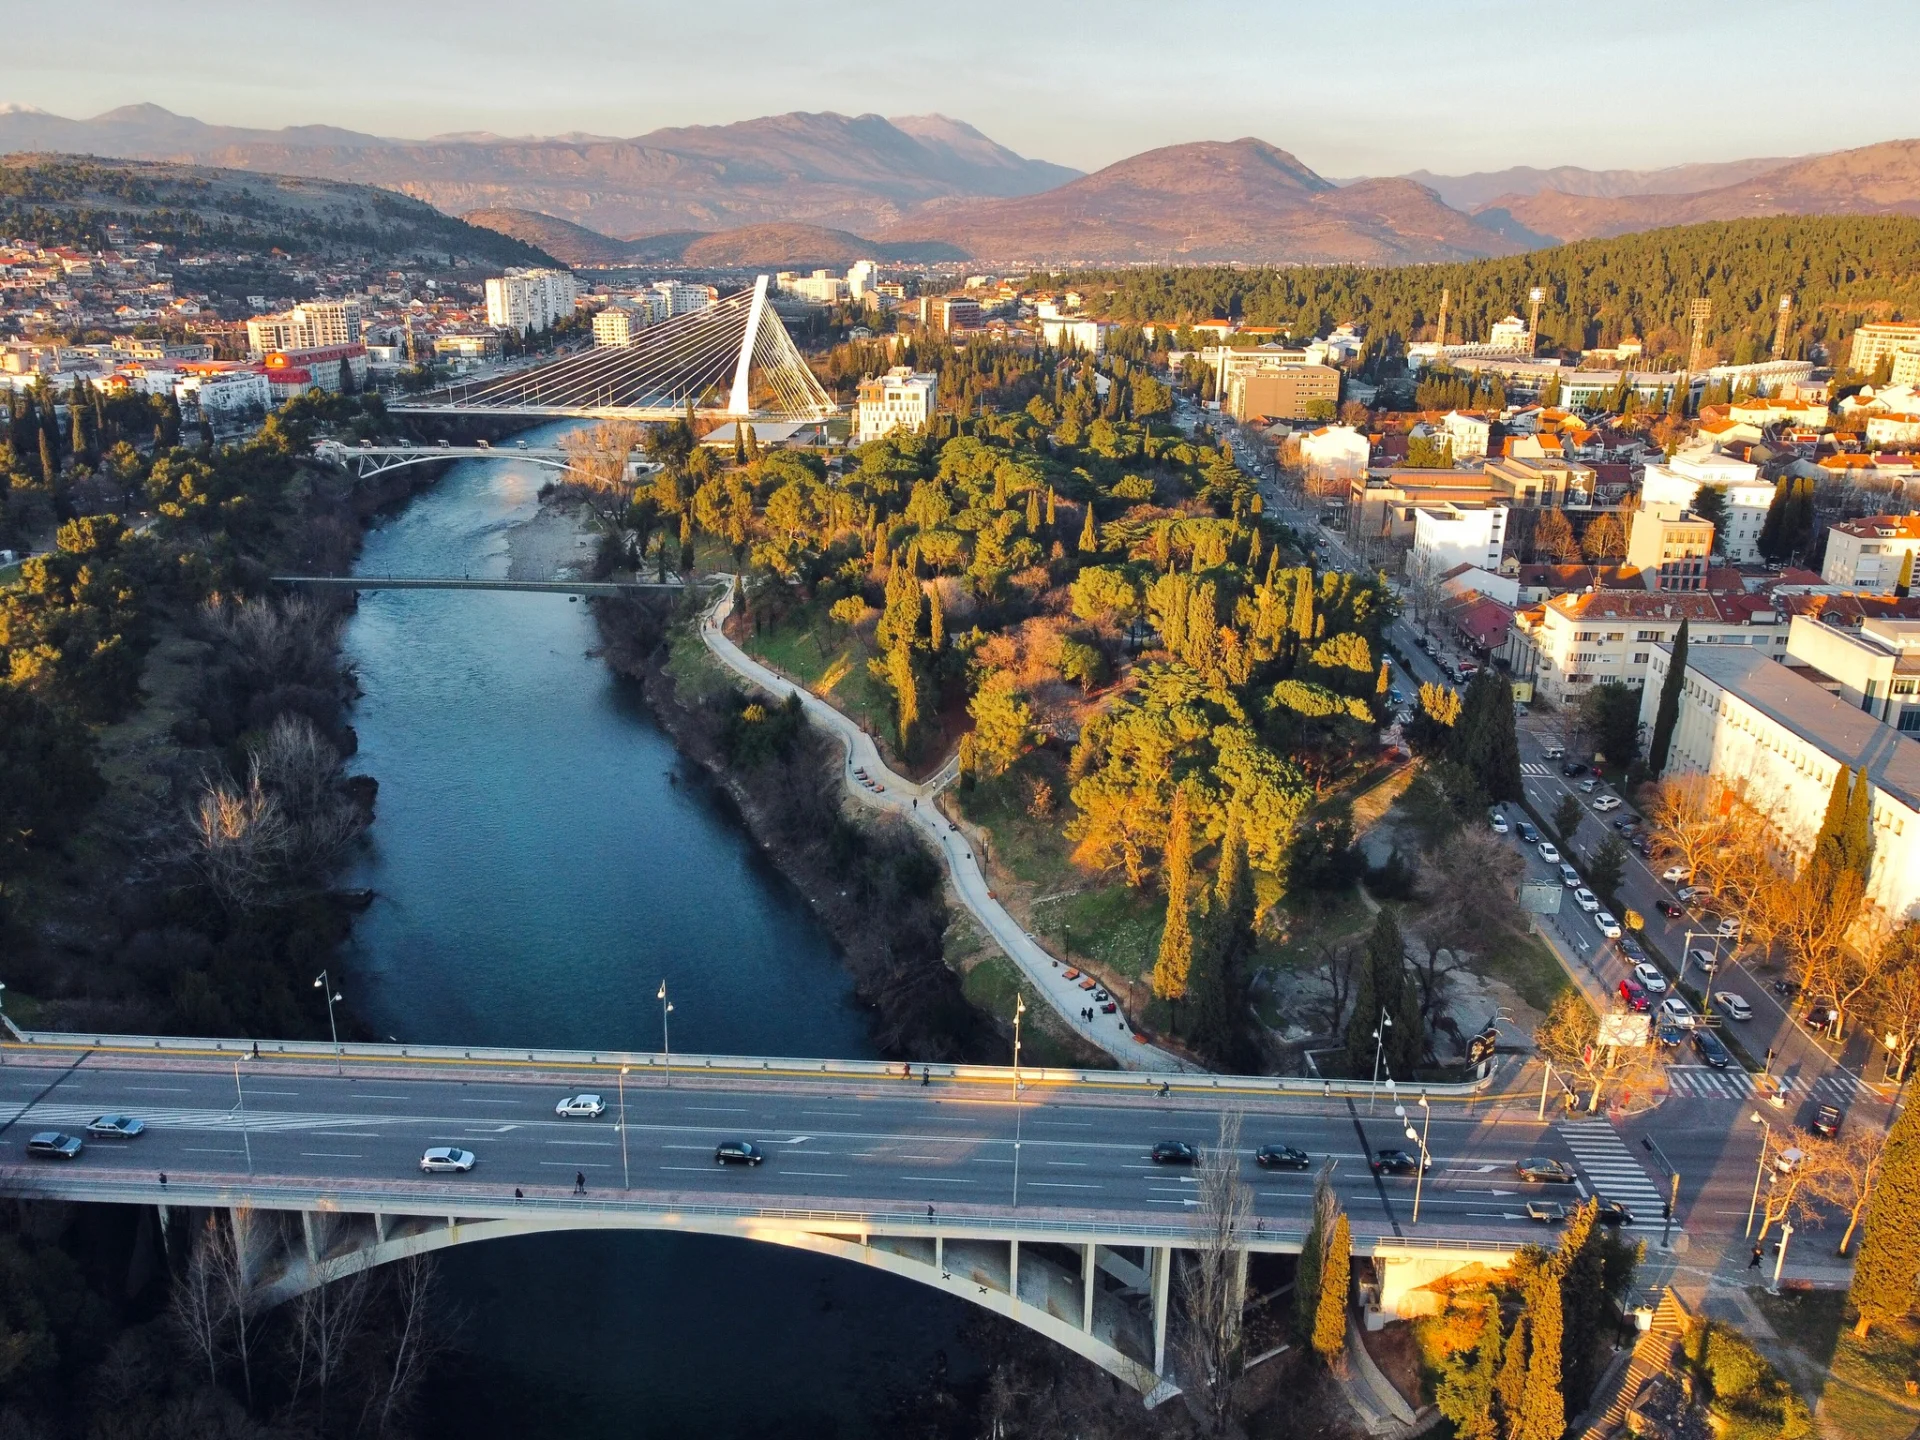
[1011,994,1025,1210]
[657,980,674,1088]
[314,970,343,1075]
[1771,294,1794,360]
[619,1065,631,1191]
[1369,1009,1393,1114]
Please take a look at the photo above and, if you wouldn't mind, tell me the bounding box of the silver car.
[84,1115,146,1139]
[420,1147,476,1173]
[555,1094,606,1119]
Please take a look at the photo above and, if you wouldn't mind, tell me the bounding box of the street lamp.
[657,980,674,1088]
[1770,1220,1795,1296]
[1746,1111,1773,1238]
[313,970,343,1074]
[1369,1010,1393,1113]
[1396,1095,1431,1223]
[619,1065,631,1190]
[1012,994,1025,1210]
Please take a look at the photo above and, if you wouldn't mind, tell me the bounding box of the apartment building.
[245,300,361,357]
[1849,322,1920,375]
[778,269,849,305]
[1226,363,1338,422]
[651,281,716,317]
[592,307,641,348]
[855,366,938,443]
[1783,616,1920,734]
[1639,452,1772,564]
[259,342,369,393]
[1409,502,1507,577]
[1298,425,1371,483]
[485,268,578,335]
[918,296,981,332]
[1347,470,1500,547]
[1625,507,1714,591]
[1821,516,1920,594]
[1640,641,1920,919]
[1440,410,1491,459]
[1041,316,1110,354]
[1507,590,1782,705]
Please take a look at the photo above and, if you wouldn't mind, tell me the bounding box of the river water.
[341,429,978,1438]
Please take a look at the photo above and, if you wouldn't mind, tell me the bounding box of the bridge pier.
[1149,1245,1171,1378]
[1083,1243,1096,1333]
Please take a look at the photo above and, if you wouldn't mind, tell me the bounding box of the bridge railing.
[0,1024,1499,1099]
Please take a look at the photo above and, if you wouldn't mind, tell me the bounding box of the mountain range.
[6,102,1920,267]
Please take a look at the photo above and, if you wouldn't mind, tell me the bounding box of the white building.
[485,268,578,335]
[1041,316,1109,354]
[245,300,361,357]
[174,368,271,416]
[1439,410,1491,459]
[1639,451,1773,564]
[592,307,646,348]
[1297,424,1371,482]
[1641,642,1920,920]
[847,260,878,301]
[1408,502,1507,578]
[780,269,849,305]
[1849,322,1920,375]
[652,280,717,317]
[1785,615,1920,735]
[1821,516,1920,593]
[1488,315,1532,352]
[1507,589,1784,706]
[855,366,938,444]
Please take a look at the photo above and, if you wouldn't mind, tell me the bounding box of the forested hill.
[1053,215,1920,370]
[0,154,559,266]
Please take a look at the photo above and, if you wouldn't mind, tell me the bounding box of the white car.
[1713,992,1753,1020]
[1489,809,1510,835]
[1662,866,1688,883]
[1537,841,1562,864]
[1632,962,1669,994]
[1593,911,1622,939]
[1592,795,1622,813]
[1577,778,1599,794]
[1573,887,1601,913]
[1658,996,1695,1029]
[1714,918,1740,939]
[1544,744,1566,760]
[421,1147,476,1174]
[555,1094,606,1118]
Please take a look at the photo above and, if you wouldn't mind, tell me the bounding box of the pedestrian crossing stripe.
[1557,1119,1667,1222]
[1661,1066,1865,1102]
[1521,762,1551,777]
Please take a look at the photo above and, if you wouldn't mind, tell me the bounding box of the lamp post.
[1012,994,1025,1210]
[619,1065,631,1191]
[1397,1094,1431,1223]
[313,970,343,1074]
[657,980,674,1088]
[232,1058,253,1177]
[1746,1111,1773,1238]
[1770,1221,1795,1296]
[1369,1009,1393,1114]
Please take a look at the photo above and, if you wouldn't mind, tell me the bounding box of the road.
[697,580,1189,1071]
[0,1046,1696,1245]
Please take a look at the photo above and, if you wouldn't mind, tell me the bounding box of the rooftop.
[1831,515,1920,541]
[1677,644,1920,814]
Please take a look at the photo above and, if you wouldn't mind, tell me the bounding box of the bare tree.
[1645,775,1741,886]
[1308,936,1359,1037]
[377,1255,447,1434]
[1404,542,1446,632]
[201,593,344,695]
[559,420,645,501]
[250,713,367,879]
[1178,1110,1252,1434]
[1416,833,1527,1028]
[287,1267,373,1429]
[1862,924,1920,1081]
[1806,1127,1887,1256]
[170,1213,231,1391]
[1754,1142,1839,1243]
[217,1207,263,1410]
[187,766,291,912]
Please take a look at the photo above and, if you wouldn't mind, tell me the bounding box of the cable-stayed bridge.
[392,275,837,422]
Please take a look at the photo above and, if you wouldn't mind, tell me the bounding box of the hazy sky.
[10,0,1917,175]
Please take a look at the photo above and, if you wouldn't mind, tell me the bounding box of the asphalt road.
[0,1052,1691,1241]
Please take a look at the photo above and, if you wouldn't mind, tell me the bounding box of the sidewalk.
[697,579,1189,1072]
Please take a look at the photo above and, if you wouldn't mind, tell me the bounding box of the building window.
[1900,709,1920,734]
[1632,652,1649,664]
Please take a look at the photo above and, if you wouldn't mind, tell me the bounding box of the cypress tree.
[1852,1093,1920,1336]
[1295,1169,1334,1339]
[1449,672,1521,803]
[1558,1200,1609,1408]
[1345,908,1420,1075]
[1842,764,1875,879]
[1375,661,1391,701]
[1810,766,1855,880]
[928,585,944,653]
[733,427,746,464]
[1515,1265,1565,1440]
[1151,787,1195,1009]
[1189,811,1255,1068]
[1247,524,1263,572]
[1078,502,1098,554]
[1044,486,1056,530]
[1494,1311,1528,1433]
[1758,476,1792,560]
[1312,1213,1351,1365]
[1438,1291,1503,1440]
[1648,619,1688,776]
[1024,486,1041,534]
[37,428,56,484]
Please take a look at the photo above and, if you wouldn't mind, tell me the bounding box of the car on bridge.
[27,1132,83,1160]
[1151,1142,1197,1165]
[1573,887,1601,913]
[1515,1157,1576,1185]
[420,1147,476,1173]
[1593,911,1623,939]
[84,1115,146,1140]
[555,1094,607,1118]
[1537,841,1562,864]
[1370,1149,1428,1176]
[1254,1145,1311,1170]
[715,1140,765,1166]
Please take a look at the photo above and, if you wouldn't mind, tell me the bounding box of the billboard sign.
[1598,1011,1652,1048]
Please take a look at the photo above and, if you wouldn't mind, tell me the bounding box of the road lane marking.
[782,1170,850,1179]
[183,1146,242,1154]
[1028,1181,1099,1190]
[661,1144,713,1151]
[539,1161,611,1168]
[902,1176,975,1185]
[128,1086,190,1093]
[300,1151,363,1158]
[659,1165,713,1173]
[684,1106,748,1113]
[1045,1161,1089,1167]
[545,1140,615,1148]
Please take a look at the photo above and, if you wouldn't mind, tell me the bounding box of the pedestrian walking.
[927,1204,935,1220]
[515,1188,524,1201]
[1749,1245,1763,1270]
[922,1066,930,1086]
[158,1172,167,1187]
[575,1171,586,1195]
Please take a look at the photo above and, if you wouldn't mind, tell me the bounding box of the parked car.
[1370,1149,1428,1176]
[1713,992,1753,1021]
[1577,778,1599,793]
[1573,887,1601,913]
[1657,900,1685,919]
[1561,762,1588,778]
[1618,977,1651,1012]
[715,1140,766,1165]
[1632,962,1669,994]
[1558,863,1582,887]
[555,1094,606,1118]
[26,1132,82,1160]
[1658,996,1695,1030]
[1612,817,1637,832]
[1776,1147,1805,1175]
[1811,1105,1842,1138]
[1593,911,1623,939]
[84,1115,145,1139]
[1488,809,1510,835]
[1254,1145,1311,1170]
[1676,886,1707,904]
[1692,1030,1734,1069]
[1537,841,1562,864]
[1593,795,1623,813]
[1687,948,1719,976]
[1515,821,1541,844]
[1516,1157,1577,1185]
[1662,866,1689,883]
[420,1147,476,1173]
[1526,1200,1568,1224]
[1714,918,1741,939]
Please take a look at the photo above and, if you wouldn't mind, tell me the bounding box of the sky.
[9,0,1919,176]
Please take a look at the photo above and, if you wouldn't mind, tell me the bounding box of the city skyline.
[11,0,1920,176]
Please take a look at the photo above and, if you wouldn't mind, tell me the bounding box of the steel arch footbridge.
[393,275,837,422]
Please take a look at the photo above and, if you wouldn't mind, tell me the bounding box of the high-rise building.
[245,300,361,357]
[485,268,578,335]
[1848,322,1920,375]
[650,281,717,317]
[592,307,644,348]
[1625,507,1714,591]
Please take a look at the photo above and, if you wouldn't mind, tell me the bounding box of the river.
[340,428,980,1438]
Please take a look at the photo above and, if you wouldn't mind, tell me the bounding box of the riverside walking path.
[697,580,1190,1071]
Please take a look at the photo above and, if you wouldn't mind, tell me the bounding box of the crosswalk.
[1662,1065,1865,1102]
[1521,762,1552,777]
[1558,1119,1668,1224]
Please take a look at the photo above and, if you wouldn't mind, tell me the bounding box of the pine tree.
[1514,1266,1565,1440]
[1648,619,1688,776]
[1152,787,1195,1007]
[1312,1213,1351,1365]
[928,585,944,653]
[1078,502,1098,554]
[1852,1092,1920,1337]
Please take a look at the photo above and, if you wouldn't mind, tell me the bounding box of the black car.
[1560,762,1588,778]
[1692,1030,1733,1069]
[714,1140,765,1166]
[1657,900,1685,919]
[1516,1157,1577,1184]
[1370,1149,1426,1176]
[1595,1199,1635,1227]
[1151,1141,1197,1165]
[1515,821,1541,844]
[1811,1104,1842,1138]
[1254,1145,1310,1170]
